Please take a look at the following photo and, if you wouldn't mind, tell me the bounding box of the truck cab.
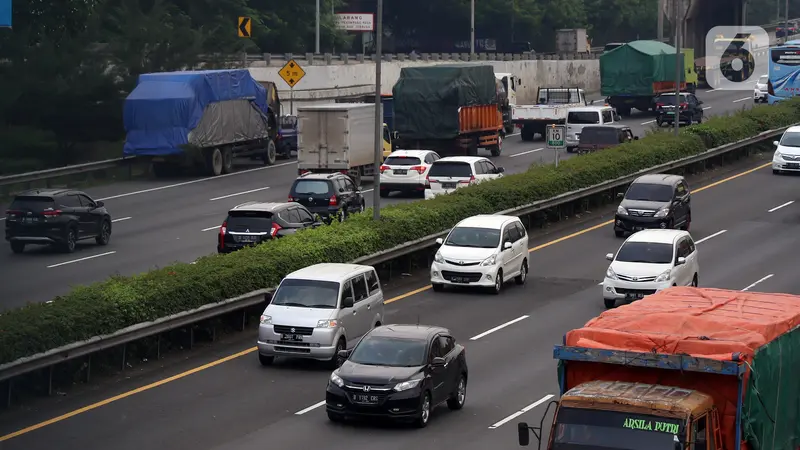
[513,87,588,141]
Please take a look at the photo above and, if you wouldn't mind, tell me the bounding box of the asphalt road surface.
[0,87,764,308]
[0,147,795,449]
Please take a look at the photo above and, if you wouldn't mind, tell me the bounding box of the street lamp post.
[373,0,383,220]
[470,0,475,54]
[315,0,321,53]
[673,0,681,136]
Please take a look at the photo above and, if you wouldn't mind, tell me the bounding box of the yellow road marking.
[0,161,771,441]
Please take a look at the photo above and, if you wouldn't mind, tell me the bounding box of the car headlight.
[316,319,338,328]
[393,379,421,392]
[330,371,344,388]
[606,266,618,280]
[616,206,628,215]
[481,254,498,266]
[434,252,444,263]
[654,207,669,218]
[655,269,672,283]
[259,315,272,325]
[775,151,783,159]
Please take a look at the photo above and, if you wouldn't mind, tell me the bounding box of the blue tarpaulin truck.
[123,69,281,177]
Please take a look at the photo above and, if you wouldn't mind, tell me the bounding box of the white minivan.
[424,156,504,200]
[565,105,620,151]
[257,263,385,367]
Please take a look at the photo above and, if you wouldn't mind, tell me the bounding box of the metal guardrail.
[0,157,135,189]
[0,126,785,391]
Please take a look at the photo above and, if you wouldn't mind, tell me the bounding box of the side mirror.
[431,357,446,368]
[676,256,686,266]
[616,192,625,198]
[341,296,354,308]
[392,131,399,140]
[339,188,345,193]
[95,201,105,208]
[633,136,639,140]
[774,140,780,146]
[606,253,614,261]
[496,166,505,173]
[435,237,444,245]
[337,349,351,359]
[518,422,531,446]
[698,100,704,105]
[503,241,512,250]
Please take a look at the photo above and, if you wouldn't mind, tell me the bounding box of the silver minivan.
[257,263,385,367]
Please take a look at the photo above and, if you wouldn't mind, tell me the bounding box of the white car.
[754,74,768,103]
[772,126,800,174]
[379,149,441,197]
[602,229,699,309]
[430,214,529,294]
[424,156,504,200]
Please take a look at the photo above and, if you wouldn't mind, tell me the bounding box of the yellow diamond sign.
[279,60,306,88]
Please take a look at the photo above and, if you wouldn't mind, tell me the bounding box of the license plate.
[353,394,380,404]
[633,226,644,231]
[788,163,799,169]
[23,217,38,224]
[238,235,259,243]
[666,111,675,115]
[393,169,407,175]
[626,293,645,300]
[451,276,467,283]
[442,183,457,189]
[281,334,303,341]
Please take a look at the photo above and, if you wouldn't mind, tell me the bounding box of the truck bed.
[511,104,580,122]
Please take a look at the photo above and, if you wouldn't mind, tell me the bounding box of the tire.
[520,127,534,142]
[490,271,502,295]
[447,375,467,410]
[667,219,675,230]
[329,338,345,369]
[95,220,111,245]
[379,189,390,198]
[414,391,432,428]
[358,201,365,214]
[656,116,664,127]
[432,283,444,292]
[258,354,274,366]
[207,148,223,176]
[696,114,703,124]
[691,274,698,287]
[61,227,77,253]
[515,260,528,285]
[614,229,625,238]
[264,140,277,166]
[504,125,515,134]
[337,209,347,223]
[152,162,172,178]
[10,241,25,254]
[490,134,503,156]
[221,148,234,174]
[327,411,344,423]
[604,298,616,309]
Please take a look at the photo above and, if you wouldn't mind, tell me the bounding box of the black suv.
[577,125,637,154]
[5,189,112,253]
[288,172,366,223]
[655,92,704,126]
[614,174,691,237]
[218,202,321,253]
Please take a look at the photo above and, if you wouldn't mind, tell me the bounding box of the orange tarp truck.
[517,287,800,450]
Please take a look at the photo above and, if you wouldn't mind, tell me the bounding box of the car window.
[341,280,354,305]
[292,180,331,195]
[473,162,486,175]
[601,110,613,123]
[343,177,356,191]
[514,222,527,239]
[681,181,690,194]
[483,160,498,173]
[58,195,82,208]
[78,194,96,207]
[385,155,422,166]
[439,336,455,355]
[366,270,380,294]
[676,183,687,196]
[625,183,674,202]
[429,161,473,178]
[227,210,273,232]
[615,242,674,264]
[579,127,619,144]
[284,208,301,223]
[8,196,55,213]
[687,237,696,254]
[383,126,391,142]
[350,336,427,367]
[271,279,339,309]
[625,130,634,141]
[445,226,501,248]
[429,337,443,359]
[296,207,314,223]
[676,239,690,258]
[351,275,369,302]
[567,111,600,124]
[505,224,521,242]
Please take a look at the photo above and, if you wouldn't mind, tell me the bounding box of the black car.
[654,92,704,126]
[576,125,637,154]
[288,172,366,223]
[217,202,321,253]
[614,174,691,238]
[5,189,112,254]
[326,324,468,428]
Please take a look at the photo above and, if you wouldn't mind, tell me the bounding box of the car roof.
[582,124,629,130]
[455,214,519,229]
[625,229,687,244]
[568,105,612,112]
[387,149,436,158]
[229,201,290,213]
[295,172,346,181]
[785,125,800,134]
[632,173,684,185]
[434,156,486,164]
[367,324,451,340]
[285,263,372,283]
[15,188,74,197]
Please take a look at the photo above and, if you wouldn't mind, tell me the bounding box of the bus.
[767,42,800,104]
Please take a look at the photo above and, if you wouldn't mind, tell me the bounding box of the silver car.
[257,263,385,367]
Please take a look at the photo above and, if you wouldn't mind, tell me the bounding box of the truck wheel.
[152,162,172,178]
[221,148,234,174]
[520,127,534,142]
[504,125,515,134]
[206,148,223,176]
[263,140,277,166]
[490,134,503,156]
[618,107,631,116]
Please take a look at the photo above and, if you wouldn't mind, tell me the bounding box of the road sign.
[546,124,566,149]
[279,60,306,89]
[238,17,251,38]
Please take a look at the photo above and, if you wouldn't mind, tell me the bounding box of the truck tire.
[221,148,234,174]
[490,134,503,156]
[520,126,535,142]
[152,162,172,178]
[206,148,224,176]
[618,107,631,116]
[263,140,277,166]
[466,139,479,156]
[504,124,515,134]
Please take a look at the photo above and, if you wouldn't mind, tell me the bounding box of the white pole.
[315,0,320,53]
[373,0,383,220]
[470,0,475,54]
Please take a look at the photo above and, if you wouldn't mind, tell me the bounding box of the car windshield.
[429,161,473,178]
[292,180,331,195]
[349,336,427,367]
[9,196,55,213]
[226,210,273,232]
[271,279,340,309]
[567,111,600,124]
[758,75,768,84]
[625,183,674,202]
[445,226,501,248]
[615,242,674,264]
[385,156,422,166]
[552,407,684,450]
[780,131,800,147]
[580,128,619,145]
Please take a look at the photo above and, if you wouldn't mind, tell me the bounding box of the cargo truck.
[296,103,391,186]
[517,287,800,450]
[393,64,504,157]
[495,72,519,134]
[512,87,589,141]
[123,70,281,177]
[601,40,685,116]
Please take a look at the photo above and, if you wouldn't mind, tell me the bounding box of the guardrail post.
[47,365,53,396]
[121,344,127,371]
[241,309,247,331]
[211,323,216,342]
[189,327,195,350]
[6,379,11,408]
[156,334,161,360]
[85,355,92,383]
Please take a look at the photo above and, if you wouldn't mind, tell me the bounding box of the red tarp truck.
[517,287,800,450]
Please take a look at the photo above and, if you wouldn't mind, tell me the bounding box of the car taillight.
[459,175,475,184]
[218,221,227,248]
[768,80,775,96]
[656,103,664,109]
[6,210,20,217]
[380,165,390,173]
[329,195,338,206]
[42,210,62,216]
[680,103,688,110]
[270,222,282,238]
[410,165,426,174]
[288,195,296,202]
[298,169,310,175]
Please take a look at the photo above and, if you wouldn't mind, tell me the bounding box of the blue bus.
[767,42,800,104]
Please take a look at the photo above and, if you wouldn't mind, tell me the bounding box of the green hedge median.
[2,99,800,366]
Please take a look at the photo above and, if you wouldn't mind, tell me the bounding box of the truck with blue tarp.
[517,287,800,450]
[123,69,281,177]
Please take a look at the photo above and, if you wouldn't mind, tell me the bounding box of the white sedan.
[772,126,800,174]
[379,150,441,197]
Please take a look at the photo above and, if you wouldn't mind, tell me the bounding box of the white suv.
[424,156,504,200]
[602,229,699,309]
[379,149,441,197]
[430,215,528,294]
[754,74,768,103]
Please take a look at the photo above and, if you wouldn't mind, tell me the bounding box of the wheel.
[337,209,347,222]
[152,162,173,178]
[696,114,703,124]
[614,229,625,238]
[447,375,467,410]
[490,134,502,156]
[95,220,111,245]
[515,260,528,285]
[264,140,277,166]
[566,146,574,153]
[61,227,77,253]
[680,214,691,231]
[604,298,616,309]
[358,201,365,214]
[667,219,675,230]
[329,338,345,369]
[221,148,234,174]
[656,116,664,127]
[691,274,698,287]
[258,354,274,366]
[414,391,432,428]
[379,189,390,198]
[327,411,344,423]
[207,148,223,176]
[10,241,25,254]
[431,283,444,292]
[520,127,534,142]
[504,125,515,134]
[490,271,502,295]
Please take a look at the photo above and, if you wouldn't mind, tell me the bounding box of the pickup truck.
[512,87,588,141]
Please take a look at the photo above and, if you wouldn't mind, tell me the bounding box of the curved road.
[1,130,795,449]
[0,87,762,308]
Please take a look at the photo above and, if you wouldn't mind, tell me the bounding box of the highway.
[1,139,796,449]
[0,87,762,308]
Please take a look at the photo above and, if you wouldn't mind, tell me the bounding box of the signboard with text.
[0,0,11,28]
[335,13,374,32]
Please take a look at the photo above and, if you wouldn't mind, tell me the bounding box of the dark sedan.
[326,324,468,428]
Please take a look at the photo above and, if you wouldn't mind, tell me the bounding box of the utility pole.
[785,0,789,44]
[658,0,665,42]
[470,0,475,54]
[315,0,320,53]
[373,0,383,220]
[673,0,681,136]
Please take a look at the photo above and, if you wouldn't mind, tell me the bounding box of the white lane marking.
[768,201,794,213]
[694,229,727,244]
[732,97,751,103]
[0,218,5,221]
[111,217,132,223]
[702,106,712,110]
[361,188,374,194]
[488,394,555,429]
[641,119,656,125]
[510,148,544,158]
[470,315,529,341]
[201,225,221,232]
[705,89,718,93]
[295,400,326,415]
[209,186,270,201]
[47,251,117,268]
[507,132,520,137]
[742,274,774,291]
[96,161,297,201]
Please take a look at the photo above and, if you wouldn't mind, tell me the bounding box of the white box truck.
[297,103,378,185]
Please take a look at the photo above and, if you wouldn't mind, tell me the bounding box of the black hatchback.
[288,172,365,223]
[218,202,321,253]
[614,174,692,237]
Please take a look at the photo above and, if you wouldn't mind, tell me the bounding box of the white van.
[565,105,620,152]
